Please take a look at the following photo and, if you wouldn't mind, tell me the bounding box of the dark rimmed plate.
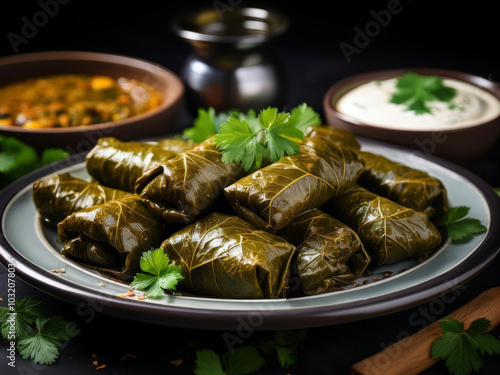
[1,138,499,330]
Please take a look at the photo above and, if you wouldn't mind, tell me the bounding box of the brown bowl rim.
[323,67,500,135]
[0,51,184,134]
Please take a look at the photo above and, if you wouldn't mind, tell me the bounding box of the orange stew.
[0,74,163,128]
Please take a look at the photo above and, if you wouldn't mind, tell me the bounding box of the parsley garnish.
[431,317,500,375]
[443,206,487,243]
[0,135,68,189]
[390,72,457,115]
[131,248,184,298]
[194,347,265,375]
[0,298,79,365]
[215,103,321,171]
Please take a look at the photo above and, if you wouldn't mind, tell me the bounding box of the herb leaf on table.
[431,317,500,375]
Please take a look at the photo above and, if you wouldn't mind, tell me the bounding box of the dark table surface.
[1,1,500,374]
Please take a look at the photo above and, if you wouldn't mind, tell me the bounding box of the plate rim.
[1,138,499,330]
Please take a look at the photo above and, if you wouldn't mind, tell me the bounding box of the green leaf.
[18,333,60,365]
[431,317,500,375]
[0,298,43,340]
[194,349,224,375]
[443,206,470,225]
[131,248,184,298]
[139,248,170,275]
[442,206,487,243]
[448,218,487,243]
[288,103,321,134]
[17,316,78,365]
[183,107,218,143]
[223,346,266,375]
[275,345,297,369]
[40,148,69,166]
[390,72,457,115]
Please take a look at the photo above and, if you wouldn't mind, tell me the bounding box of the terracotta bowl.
[322,67,500,166]
[0,51,184,153]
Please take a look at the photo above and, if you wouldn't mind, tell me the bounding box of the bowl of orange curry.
[0,51,184,153]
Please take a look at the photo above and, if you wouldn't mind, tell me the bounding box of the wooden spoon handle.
[350,286,500,375]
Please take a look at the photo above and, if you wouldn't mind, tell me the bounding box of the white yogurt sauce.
[335,77,500,131]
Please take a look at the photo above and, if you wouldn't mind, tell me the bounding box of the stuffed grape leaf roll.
[306,126,361,150]
[160,212,296,299]
[277,209,370,295]
[326,185,442,266]
[357,151,449,220]
[156,138,197,154]
[135,138,244,224]
[224,135,365,233]
[85,137,177,193]
[57,195,168,280]
[33,173,131,224]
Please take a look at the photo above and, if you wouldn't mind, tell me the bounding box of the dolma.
[307,126,361,150]
[58,195,168,280]
[160,212,296,299]
[156,138,197,154]
[224,135,365,233]
[135,138,243,224]
[33,173,131,224]
[357,151,449,220]
[277,209,370,295]
[326,185,442,266]
[85,137,177,193]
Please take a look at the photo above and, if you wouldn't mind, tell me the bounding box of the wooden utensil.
[350,286,500,375]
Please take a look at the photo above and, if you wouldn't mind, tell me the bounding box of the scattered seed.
[170,359,183,366]
[97,282,106,287]
[362,279,369,285]
[92,354,98,358]
[51,268,66,273]
[117,292,135,298]
[96,365,106,370]
[137,295,147,300]
[352,282,360,288]
[373,277,381,281]
[92,361,98,366]
[383,271,393,277]
[121,353,137,360]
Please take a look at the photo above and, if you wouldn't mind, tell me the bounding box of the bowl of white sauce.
[323,68,500,165]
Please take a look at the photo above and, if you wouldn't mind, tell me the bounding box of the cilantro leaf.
[183,107,220,143]
[390,72,457,115]
[40,148,69,166]
[442,206,487,243]
[0,297,43,340]
[432,317,500,375]
[194,349,224,375]
[17,316,78,365]
[275,345,297,369]
[288,102,322,134]
[215,104,320,171]
[223,346,266,375]
[131,248,184,298]
[0,136,68,188]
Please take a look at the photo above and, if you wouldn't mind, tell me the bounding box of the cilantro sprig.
[131,248,184,298]
[195,346,265,375]
[194,329,306,375]
[390,72,457,115]
[0,298,79,365]
[215,103,321,171]
[0,135,68,189]
[432,317,500,375]
[443,206,487,243]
